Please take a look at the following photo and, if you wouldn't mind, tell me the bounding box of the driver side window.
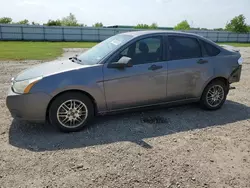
[112,36,162,65]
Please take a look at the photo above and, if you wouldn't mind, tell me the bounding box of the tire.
[49,92,94,132]
[200,80,227,110]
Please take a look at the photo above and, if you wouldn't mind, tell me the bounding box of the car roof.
[119,30,223,48]
[119,30,201,38]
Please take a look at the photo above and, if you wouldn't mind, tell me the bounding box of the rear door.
[166,35,214,101]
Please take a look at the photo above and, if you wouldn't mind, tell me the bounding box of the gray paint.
[103,60,168,110]
[0,24,250,42]
[6,87,51,121]
[6,31,242,122]
[15,60,85,81]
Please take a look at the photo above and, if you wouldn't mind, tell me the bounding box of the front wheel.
[200,80,227,110]
[49,92,94,132]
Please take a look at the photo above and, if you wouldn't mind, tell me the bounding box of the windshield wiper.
[69,56,81,62]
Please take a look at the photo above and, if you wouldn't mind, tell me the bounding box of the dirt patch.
[0,48,250,188]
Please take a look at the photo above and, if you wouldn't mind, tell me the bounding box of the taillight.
[238,57,243,65]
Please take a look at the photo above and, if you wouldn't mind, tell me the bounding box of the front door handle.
[148,64,163,71]
[197,59,208,64]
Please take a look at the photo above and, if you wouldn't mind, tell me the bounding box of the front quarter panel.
[30,64,107,112]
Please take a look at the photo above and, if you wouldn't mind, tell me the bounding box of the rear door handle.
[197,59,208,64]
[148,64,163,71]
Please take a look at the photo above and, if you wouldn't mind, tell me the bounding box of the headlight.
[12,76,42,94]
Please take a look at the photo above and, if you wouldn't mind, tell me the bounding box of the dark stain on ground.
[140,116,169,124]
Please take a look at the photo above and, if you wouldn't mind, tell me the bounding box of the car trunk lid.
[219,44,240,53]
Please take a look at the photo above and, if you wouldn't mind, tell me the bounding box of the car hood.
[15,60,91,81]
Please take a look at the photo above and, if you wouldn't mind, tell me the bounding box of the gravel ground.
[0,48,250,188]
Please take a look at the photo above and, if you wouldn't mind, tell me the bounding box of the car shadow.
[9,100,250,152]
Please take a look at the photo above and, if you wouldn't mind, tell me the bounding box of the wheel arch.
[46,89,98,121]
[200,76,229,98]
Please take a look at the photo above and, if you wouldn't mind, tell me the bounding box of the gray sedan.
[6,31,243,132]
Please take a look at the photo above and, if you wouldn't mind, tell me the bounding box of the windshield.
[78,34,133,65]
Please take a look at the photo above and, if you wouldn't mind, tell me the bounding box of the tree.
[61,13,79,26]
[46,19,62,26]
[134,23,158,29]
[174,20,190,30]
[93,22,103,27]
[16,19,29,25]
[225,14,249,33]
[135,24,149,29]
[150,22,158,29]
[0,17,12,24]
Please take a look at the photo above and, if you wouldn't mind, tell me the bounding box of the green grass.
[217,42,250,47]
[0,41,97,60]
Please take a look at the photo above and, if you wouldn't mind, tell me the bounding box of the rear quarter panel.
[199,53,240,96]
[213,54,240,78]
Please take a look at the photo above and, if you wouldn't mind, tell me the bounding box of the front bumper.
[6,87,52,122]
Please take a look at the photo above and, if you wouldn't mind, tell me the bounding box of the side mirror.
[108,56,133,69]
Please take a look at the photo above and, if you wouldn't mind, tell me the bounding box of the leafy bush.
[46,19,62,26]
[0,17,12,24]
[61,13,79,26]
[174,20,190,30]
[93,22,103,27]
[134,23,158,29]
[150,23,158,29]
[16,19,29,25]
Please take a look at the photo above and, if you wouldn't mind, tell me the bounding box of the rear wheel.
[49,92,94,132]
[200,80,227,110]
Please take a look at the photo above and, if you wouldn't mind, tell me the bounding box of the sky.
[0,0,250,29]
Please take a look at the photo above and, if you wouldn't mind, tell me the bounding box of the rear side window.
[168,36,201,60]
[200,40,220,56]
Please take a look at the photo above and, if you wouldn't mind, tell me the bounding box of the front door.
[103,36,168,110]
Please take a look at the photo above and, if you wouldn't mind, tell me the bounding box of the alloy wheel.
[56,99,88,128]
[206,85,225,107]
